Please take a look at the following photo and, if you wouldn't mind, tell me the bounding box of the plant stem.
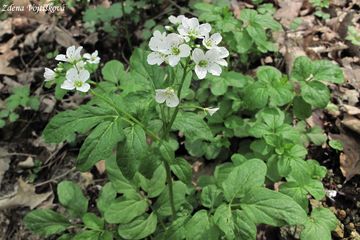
[121,0,132,50]
[160,61,189,219]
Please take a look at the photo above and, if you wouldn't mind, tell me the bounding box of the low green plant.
[24,14,342,240]
[310,0,330,19]
[0,86,40,128]
[346,26,360,46]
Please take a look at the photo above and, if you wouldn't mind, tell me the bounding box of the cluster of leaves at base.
[25,45,342,239]
[0,86,40,128]
[193,1,281,64]
[83,0,161,37]
[346,26,360,46]
[310,0,330,19]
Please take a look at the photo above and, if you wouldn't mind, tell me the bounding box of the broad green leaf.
[209,71,247,96]
[293,96,312,120]
[104,199,148,223]
[138,164,166,198]
[329,139,343,151]
[97,182,117,215]
[77,117,125,171]
[300,208,338,240]
[24,209,70,237]
[154,181,188,216]
[73,230,100,240]
[201,185,223,209]
[279,182,310,210]
[233,210,257,240]
[57,181,88,217]
[101,60,126,83]
[222,159,267,201]
[117,213,157,240]
[82,213,104,231]
[185,210,220,240]
[104,199,148,224]
[213,204,235,239]
[301,81,330,108]
[172,111,213,141]
[43,105,114,143]
[240,187,308,226]
[170,157,192,184]
[307,126,327,145]
[162,215,189,240]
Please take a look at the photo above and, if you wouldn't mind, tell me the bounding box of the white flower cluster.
[43,46,100,93]
[147,15,229,80]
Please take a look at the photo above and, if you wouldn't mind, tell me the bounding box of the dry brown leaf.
[80,172,94,188]
[342,115,360,135]
[54,26,78,48]
[23,24,48,48]
[344,105,360,115]
[17,156,35,168]
[0,19,12,38]
[330,133,360,181]
[274,0,304,28]
[0,148,11,186]
[96,160,106,175]
[0,178,52,210]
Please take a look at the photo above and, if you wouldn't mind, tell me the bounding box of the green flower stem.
[160,61,190,219]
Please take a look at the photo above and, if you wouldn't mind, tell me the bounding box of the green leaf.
[307,126,327,145]
[77,117,124,171]
[172,111,213,141]
[154,181,188,217]
[117,125,149,179]
[233,210,257,240]
[101,60,126,83]
[117,213,157,240]
[162,216,189,240]
[24,209,70,237]
[170,157,192,184]
[73,230,100,240]
[329,139,343,151]
[138,164,166,198]
[57,181,88,217]
[185,210,220,240]
[104,199,148,224]
[43,105,114,143]
[213,204,235,239]
[240,187,308,226]
[96,182,117,215]
[300,208,338,240]
[8,112,19,122]
[201,185,223,209]
[222,159,267,201]
[301,81,330,108]
[82,213,104,230]
[293,96,312,120]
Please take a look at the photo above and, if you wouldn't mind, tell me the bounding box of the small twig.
[34,167,76,187]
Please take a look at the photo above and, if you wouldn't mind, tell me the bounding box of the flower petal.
[216,58,228,67]
[76,83,91,92]
[155,89,167,103]
[55,54,67,61]
[78,69,90,82]
[66,68,78,81]
[179,44,191,57]
[210,33,222,45]
[147,52,164,65]
[192,48,205,64]
[168,55,180,67]
[83,53,91,59]
[166,93,179,108]
[199,23,211,36]
[44,68,55,81]
[66,46,75,58]
[61,80,75,90]
[195,65,207,79]
[208,63,222,76]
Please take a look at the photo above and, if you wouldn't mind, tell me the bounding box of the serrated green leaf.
[97,182,117,215]
[213,204,235,239]
[24,209,70,237]
[101,60,126,83]
[104,199,148,224]
[170,157,192,184]
[301,81,330,108]
[57,181,88,217]
[201,185,223,209]
[138,164,166,198]
[293,96,312,120]
[185,210,220,240]
[82,213,104,230]
[73,230,100,240]
[117,213,157,240]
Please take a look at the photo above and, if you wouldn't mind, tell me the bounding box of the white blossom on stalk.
[202,33,222,49]
[191,48,228,79]
[44,68,56,81]
[155,87,179,108]
[147,31,168,65]
[84,50,100,64]
[204,107,219,116]
[76,61,86,70]
[169,15,187,25]
[61,68,90,92]
[162,33,191,66]
[55,46,83,63]
[178,17,211,40]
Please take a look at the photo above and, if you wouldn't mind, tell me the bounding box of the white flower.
[155,88,179,108]
[84,50,100,64]
[55,46,83,63]
[147,31,168,65]
[169,15,187,25]
[178,17,211,40]
[76,60,86,70]
[147,52,167,65]
[44,68,56,81]
[61,68,91,92]
[204,107,219,116]
[202,33,222,49]
[162,33,191,66]
[191,48,228,79]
